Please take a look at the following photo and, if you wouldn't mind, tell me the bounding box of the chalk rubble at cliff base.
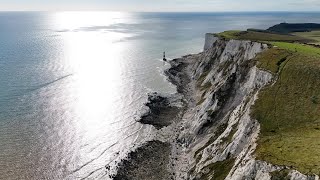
[112,140,172,180]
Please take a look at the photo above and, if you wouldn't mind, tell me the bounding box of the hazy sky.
[1,0,320,11]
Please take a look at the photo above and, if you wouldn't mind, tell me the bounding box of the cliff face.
[166,34,317,180]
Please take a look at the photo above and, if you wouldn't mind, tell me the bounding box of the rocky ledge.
[139,92,183,129]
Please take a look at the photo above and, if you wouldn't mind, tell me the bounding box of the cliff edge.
[166,33,320,180]
[114,29,320,180]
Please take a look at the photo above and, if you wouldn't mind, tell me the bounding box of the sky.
[0,0,320,12]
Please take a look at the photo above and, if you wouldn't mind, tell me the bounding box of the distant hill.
[267,23,320,33]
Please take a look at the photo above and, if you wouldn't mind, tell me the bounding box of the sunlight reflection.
[55,12,131,140]
[48,12,163,178]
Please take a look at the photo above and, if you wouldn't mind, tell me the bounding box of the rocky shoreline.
[112,54,197,179]
[138,92,183,129]
[112,140,172,180]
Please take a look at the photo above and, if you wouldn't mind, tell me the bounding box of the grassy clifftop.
[293,31,320,45]
[215,25,320,175]
[216,23,320,45]
[215,30,312,43]
[253,46,320,175]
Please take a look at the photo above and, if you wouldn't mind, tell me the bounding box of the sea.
[1,12,320,179]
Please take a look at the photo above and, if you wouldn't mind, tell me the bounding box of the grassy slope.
[215,30,242,39]
[216,29,320,175]
[204,28,320,176]
[252,41,320,174]
[293,31,320,45]
[254,48,292,73]
[216,30,311,43]
[270,42,320,56]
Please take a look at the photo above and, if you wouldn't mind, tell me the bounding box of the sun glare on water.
[49,12,147,178]
[55,12,125,137]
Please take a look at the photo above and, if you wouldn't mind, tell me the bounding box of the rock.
[138,92,183,129]
[113,140,171,180]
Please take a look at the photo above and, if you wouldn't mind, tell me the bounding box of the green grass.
[255,48,292,73]
[250,34,320,175]
[253,49,320,175]
[215,30,241,39]
[200,158,235,180]
[216,30,311,43]
[270,42,320,57]
[209,29,320,176]
[237,31,309,42]
[293,31,320,45]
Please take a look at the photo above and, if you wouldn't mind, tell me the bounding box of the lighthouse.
[163,51,167,61]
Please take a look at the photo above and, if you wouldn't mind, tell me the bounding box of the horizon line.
[0,10,320,13]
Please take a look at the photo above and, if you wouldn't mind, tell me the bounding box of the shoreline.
[113,54,199,179]
[138,92,183,129]
[112,140,172,180]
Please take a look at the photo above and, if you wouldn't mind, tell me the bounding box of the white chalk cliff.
[165,34,319,180]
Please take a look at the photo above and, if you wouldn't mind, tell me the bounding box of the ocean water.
[1,12,320,179]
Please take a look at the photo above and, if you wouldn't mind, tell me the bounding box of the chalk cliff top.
[203,24,320,176]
